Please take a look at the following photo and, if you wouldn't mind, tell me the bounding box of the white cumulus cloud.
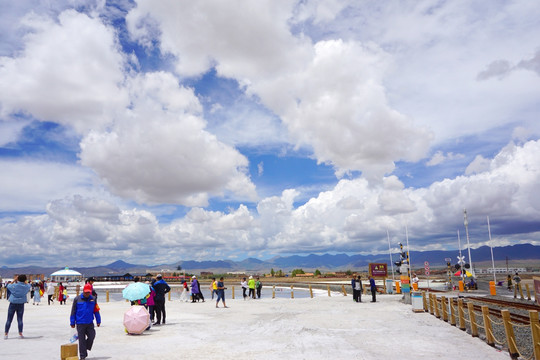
[79,72,257,206]
[0,10,128,133]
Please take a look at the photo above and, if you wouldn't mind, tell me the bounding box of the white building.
[476,267,526,274]
[50,267,83,282]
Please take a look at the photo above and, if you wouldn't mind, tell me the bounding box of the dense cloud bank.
[1,140,539,266]
[0,1,539,266]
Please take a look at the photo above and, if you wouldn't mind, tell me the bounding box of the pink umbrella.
[123,305,150,335]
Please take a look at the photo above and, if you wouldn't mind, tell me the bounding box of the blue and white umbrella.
[122,282,151,301]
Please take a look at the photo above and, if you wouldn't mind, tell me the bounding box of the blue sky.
[0,0,539,267]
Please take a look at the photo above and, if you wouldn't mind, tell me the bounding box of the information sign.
[369,263,388,277]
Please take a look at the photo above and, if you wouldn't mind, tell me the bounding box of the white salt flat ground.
[1,294,509,360]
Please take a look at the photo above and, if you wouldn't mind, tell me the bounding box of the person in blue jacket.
[351,276,358,302]
[215,277,228,308]
[70,284,101,360]
[369,276,377,303]
[152,274,170,325]
[4,274,31,339]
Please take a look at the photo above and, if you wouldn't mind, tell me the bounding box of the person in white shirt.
[355,276,363,302]
[46,280,56,305]
[240,278,248,300]
[411,274,419,290]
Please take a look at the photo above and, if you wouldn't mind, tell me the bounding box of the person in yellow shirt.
[210,278,218,299]
[248,276,256,299]
[60,286,68,305]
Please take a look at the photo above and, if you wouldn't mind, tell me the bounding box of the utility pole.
[457,230,465,286]
[463,209,474,277]
[487,216,496,284]
[387,229,395,282]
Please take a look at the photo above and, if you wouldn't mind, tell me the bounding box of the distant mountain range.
[1,244,539,278]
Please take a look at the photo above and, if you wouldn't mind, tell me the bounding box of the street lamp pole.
[487,216,496,284]
[463,209,474,277]
[457,230,465,286]
[387,229,395,282]
[405,224,411,280]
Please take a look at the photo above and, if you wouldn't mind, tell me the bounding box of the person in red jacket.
[58,283,65,304]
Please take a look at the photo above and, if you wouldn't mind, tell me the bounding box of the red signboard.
[534,277,540,306]
[369,263,388,277]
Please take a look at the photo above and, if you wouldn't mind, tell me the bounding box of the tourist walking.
[507,274,513,291]
[369,276,377,303]
[256,277,262,299]
[215,277,228,308]
[355,276,363,302]
[58,283,65,304]
[248,276,256,299]
[210,278,217,300]
[39,281,45,298]
[152,274,170,325]
[46,280,55,305]
[513,272,522,294]
[70,284,101,360]
[60,286,68,305]
[4,275,31,339]
[241,278,248,300]
[191,276,199,302]
[179,281,189,302]
[351,276,358,302]
[32,281,41,305]
[191,276,205,302]
[146,283,156,324]
[6,281,12,300]
[196,277,204,302]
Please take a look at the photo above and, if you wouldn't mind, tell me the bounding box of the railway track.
[467,303,531,324]
[426,294,538,325]
[466,296,540,312]
[461,296,539,325]
[427,293,537,358]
